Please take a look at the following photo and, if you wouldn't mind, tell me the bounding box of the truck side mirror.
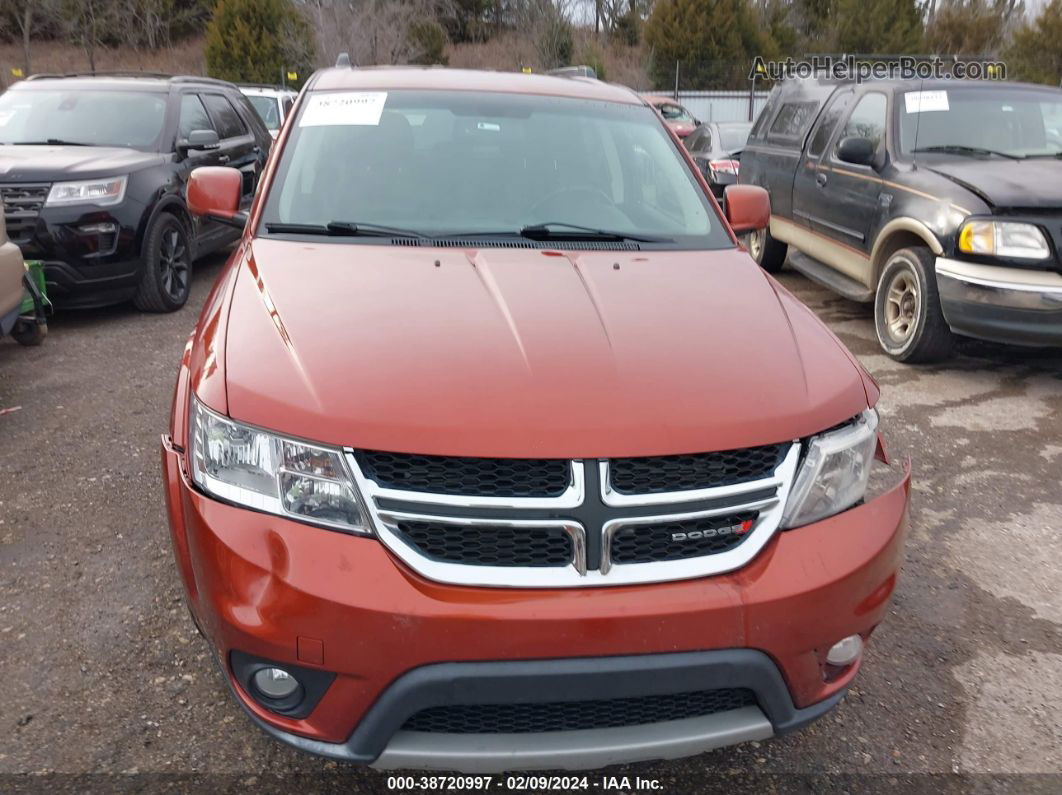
[836,136,877,167]
[724,184,770,234]
[187,166,247,230]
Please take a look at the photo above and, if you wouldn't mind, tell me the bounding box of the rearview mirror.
[724,184,770,234]
[836,136,877,167]
[187,166,246,229]
[180,129,221,153]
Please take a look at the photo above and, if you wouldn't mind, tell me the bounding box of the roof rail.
[25,71,235,87]
[336,52,352,68]
[547,65,597,80]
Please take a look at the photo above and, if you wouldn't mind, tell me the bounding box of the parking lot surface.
[1,252,1060,793]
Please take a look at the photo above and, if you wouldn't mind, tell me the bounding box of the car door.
[685,127,709,175]
[174,92,228,248]
[793,89,854,232]
[201,92,261,208]
[806,91,889,284]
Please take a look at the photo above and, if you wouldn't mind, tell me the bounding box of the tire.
[745,225,787,273]
[133,213,192,312]
[874,246,955,363]
[11,319,46,346]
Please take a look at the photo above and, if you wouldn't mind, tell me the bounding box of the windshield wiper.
[912,145,1023,160]
[1022,151,1062,159]
[517,222,670,243]
[264,221,427,239]
[8,138,94,146]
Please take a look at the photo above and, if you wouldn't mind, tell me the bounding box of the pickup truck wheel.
[133,214,192,313]
[746,226,787,273]
[874,246,955,363]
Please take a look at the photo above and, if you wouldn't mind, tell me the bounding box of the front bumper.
[936,257,1062,347]
[162,437,910,770]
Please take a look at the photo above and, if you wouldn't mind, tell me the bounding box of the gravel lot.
[1,251,1060,794]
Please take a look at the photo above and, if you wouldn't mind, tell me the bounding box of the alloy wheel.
[884,266,920,344]
[159,226,190,302]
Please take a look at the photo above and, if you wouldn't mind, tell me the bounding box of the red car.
[646,95,699,138]
[162,66,910,772]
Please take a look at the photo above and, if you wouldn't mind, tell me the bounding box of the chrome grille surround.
[345,443,800,588]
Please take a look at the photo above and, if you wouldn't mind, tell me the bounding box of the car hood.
[219,241,868,457]
[0,145,165,181]
[925,158,1062,208]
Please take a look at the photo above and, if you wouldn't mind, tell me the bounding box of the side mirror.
[836,136,877,167]
[179,129,221,153]
[724,184,770,235]
[187,166,246,229]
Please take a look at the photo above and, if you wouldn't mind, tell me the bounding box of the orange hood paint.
[209,240,868,457]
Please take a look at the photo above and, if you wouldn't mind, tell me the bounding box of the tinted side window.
[684,128,703,152]
[768,101,819,144]
[203,93,247,139]
[807,91,854,158]
[839,93,888,150]
[750,91,781,141]
[178,94,213,139]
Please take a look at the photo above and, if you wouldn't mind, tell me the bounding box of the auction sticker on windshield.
[299,91,387,127]
[904,90,949,113]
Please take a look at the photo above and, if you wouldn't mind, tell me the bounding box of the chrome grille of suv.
[346,442,799,588]
[355,450,571,497]
[0,183,50,245]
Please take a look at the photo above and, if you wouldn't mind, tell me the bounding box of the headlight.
[781,408,879,528]
[189,396,370,534]
[45,175,127,207]
[958,220,1050,260]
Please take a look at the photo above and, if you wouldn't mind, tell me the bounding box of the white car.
[238,84,297,139]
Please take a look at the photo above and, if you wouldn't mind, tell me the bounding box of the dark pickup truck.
[740,77,1062,362]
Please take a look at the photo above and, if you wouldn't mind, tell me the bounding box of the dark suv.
[0,73,271,311]
[740,77,1062,361]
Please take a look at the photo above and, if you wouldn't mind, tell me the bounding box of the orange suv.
[161,66,910,772]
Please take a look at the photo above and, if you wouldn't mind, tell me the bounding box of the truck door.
[793,88,854,231]
[799,91,889,284]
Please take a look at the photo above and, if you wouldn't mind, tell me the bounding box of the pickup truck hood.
[925,158,1062,208]
[220,241,868,457]
[0,145,164,181]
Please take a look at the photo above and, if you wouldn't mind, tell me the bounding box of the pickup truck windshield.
[264,90,727,248]
[0,89,168,150]
[900,86,1062,158]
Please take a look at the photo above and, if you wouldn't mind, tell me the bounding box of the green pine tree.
[832,0,924,54]
[645,0,775,89]
[1005,0,1062,85]
[204,0,313,86]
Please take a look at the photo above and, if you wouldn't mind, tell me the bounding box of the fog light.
[826,634,863,667]
[253,667,299,699]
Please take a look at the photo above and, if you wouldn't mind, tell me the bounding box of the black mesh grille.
[402,688,756,733]
[357,451,571,497]
[609,444,786,494]
[609,512,758,564]
[1,183,50,245]
[394,520,573,567]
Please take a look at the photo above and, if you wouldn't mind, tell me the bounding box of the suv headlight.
[45,175,127,207]
[781,408,879,528]
[189,396,370,534]
[958,220,1050,260]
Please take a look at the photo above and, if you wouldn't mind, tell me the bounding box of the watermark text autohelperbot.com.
[749,55,1007,83]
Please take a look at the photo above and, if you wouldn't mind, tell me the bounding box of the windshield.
[247,95,281,130]
[0,89,167,149]
[899,86,1062,157]
[718,123,752,151]
[264,90,726,247]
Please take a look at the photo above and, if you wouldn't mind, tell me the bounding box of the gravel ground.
[1,251,1060,794]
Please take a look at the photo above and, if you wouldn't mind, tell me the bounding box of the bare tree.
[60,0,122,73]
[3,0,60,75]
